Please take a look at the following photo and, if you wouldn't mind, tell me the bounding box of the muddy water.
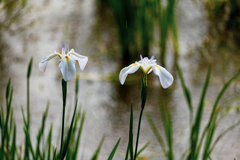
[1,0,240,159]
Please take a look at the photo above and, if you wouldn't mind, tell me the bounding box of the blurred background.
[1,0,240,159]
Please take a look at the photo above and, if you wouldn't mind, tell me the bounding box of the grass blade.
[91,134,106,160]
[10,123,16,160]
[21,106,27,127]
[107,137,121,160]
[201,71,240,159]
[129,102,134,160]
[72,110,85,159]
[175,62,193,124]
[210,121,240,154]
[23,127,35,159]
[47,124,53,160]
[158,97,174,160]
[189,65,211,160]
[125,141,129,160]
[36,103,49,159]
[60,99,78,160]
[27,57,33,79]
[207,72,240,130]
[136,141,151,158]
[6,78,11,101]
[146,113,167,156]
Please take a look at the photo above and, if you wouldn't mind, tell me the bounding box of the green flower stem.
[134,75,148,160]
[60,79,67,155]
[134,108,144,160]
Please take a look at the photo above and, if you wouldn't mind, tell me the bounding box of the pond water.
[1,0,240,159]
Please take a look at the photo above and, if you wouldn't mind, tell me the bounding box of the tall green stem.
[134,108,143,160]
[134,75,148,160]
[60,79,67,155]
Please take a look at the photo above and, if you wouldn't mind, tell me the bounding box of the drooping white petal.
[59,56,76,82]
[69,50,88,70]
[152,65,173,89]
[39,52,62,72]
[119,63,140,85]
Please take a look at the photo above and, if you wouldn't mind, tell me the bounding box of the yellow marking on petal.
[65,56,69,65]
[54,52,62,59]
[140,65,151,74]
[155,65,160,70]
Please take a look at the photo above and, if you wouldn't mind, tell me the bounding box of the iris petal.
[39,52,62,72]
[119,64,140,85]
[59,56,76,82]
[69,50,88,70]
[147,68,153,74]
[152,65,173,88]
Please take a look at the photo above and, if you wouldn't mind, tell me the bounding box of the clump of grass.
[147,62,240,160]
[0,57,122,160]
[124,76,152,160]
[0,78,15,160]
[97,0,178,64]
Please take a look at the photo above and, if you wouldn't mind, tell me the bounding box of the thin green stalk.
[134,75,147,160]
[60,98,78,160]
[134,108,143,160]
[60,79,67,155]
[129,103,134,160]
[60,104,65,154]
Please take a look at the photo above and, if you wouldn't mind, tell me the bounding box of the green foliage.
[146,113,167,156]
[27,57,33,78]
[189,65,212,160]
[175,62,193,124]
[91,134,106,160]
[141,75,148,110]
[125,102,134,160]
[1,59,92,160]
[136,141,151,158]
[125,76,150,160]
[98,0,178,63]
[146,98,174,160]
[0,78,15,160]
[147,62,240,160]
[0,0,27,31]
[107,137,121,160]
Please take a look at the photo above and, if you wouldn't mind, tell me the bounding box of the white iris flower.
[39,45,88,82]
[119,55,173,88]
